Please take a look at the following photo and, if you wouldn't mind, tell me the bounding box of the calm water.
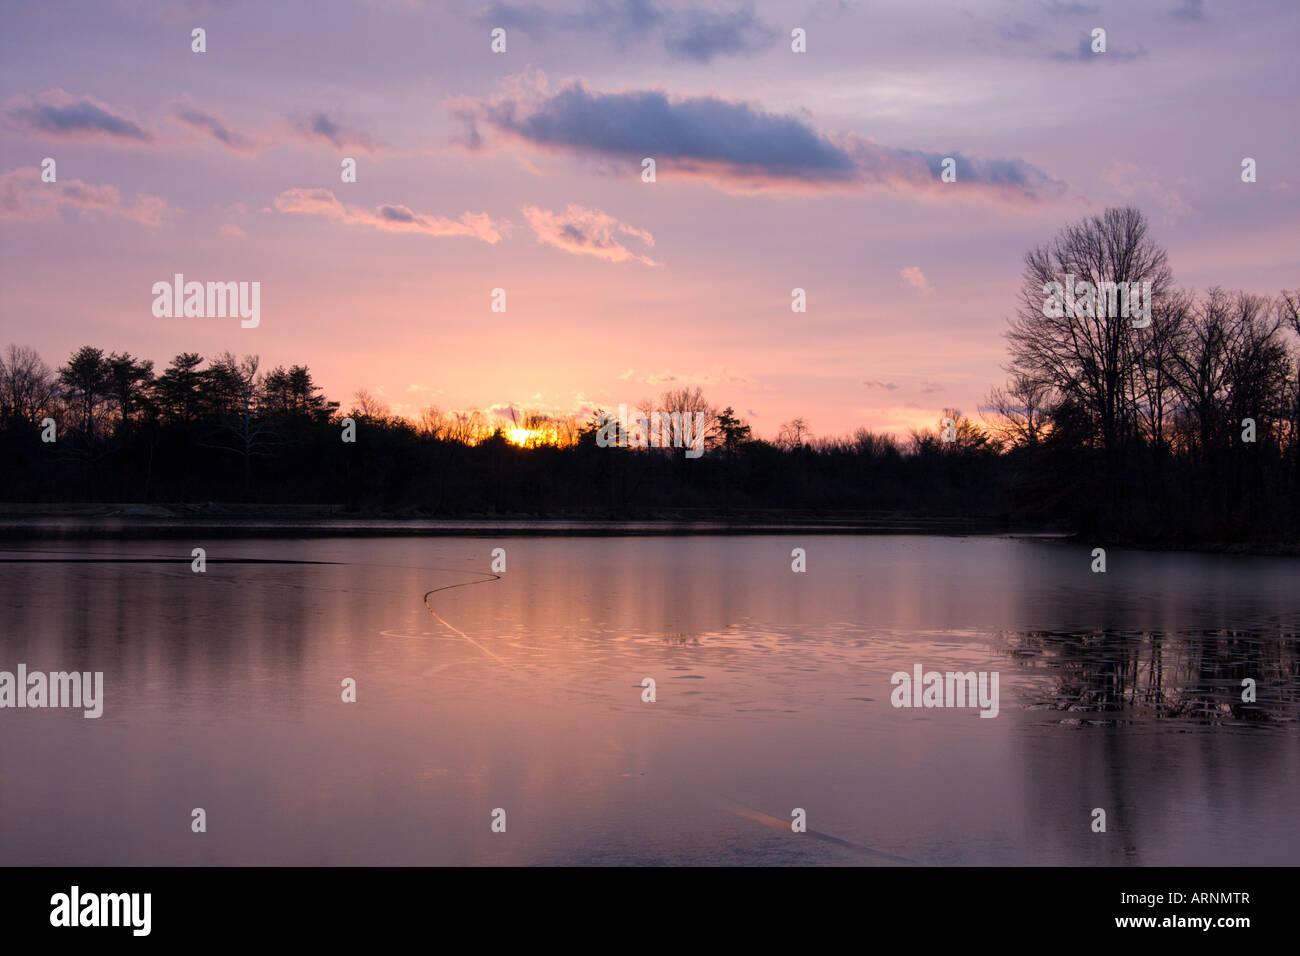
[1,535,1297,866]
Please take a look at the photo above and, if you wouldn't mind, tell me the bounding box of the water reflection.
[2,536,1298,865]
[1002,627,1299,725]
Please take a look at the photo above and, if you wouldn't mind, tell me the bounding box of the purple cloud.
[173,105,257,153]
[6,90,151,142]
[290,112,377,152]
[1167,0,1207,21]
[662,5,776,62]
[457,77,1065,200]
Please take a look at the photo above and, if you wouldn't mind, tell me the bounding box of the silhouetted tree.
[1007,206,1173,470]
[58,346,112,441]
[715,406,752,455]
[106,352,155,435]
[154,353,207,425]
[0,344,57,427]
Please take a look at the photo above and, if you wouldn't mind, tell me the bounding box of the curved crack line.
[422,570,512,669]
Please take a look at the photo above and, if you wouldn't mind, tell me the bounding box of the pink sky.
[2,0,1296,439]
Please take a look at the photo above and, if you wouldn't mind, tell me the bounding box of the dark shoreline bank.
[0,503,1296,555]
[0,505,1027,539]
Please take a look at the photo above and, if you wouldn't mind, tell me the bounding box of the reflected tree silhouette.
[1001,627,1299,725]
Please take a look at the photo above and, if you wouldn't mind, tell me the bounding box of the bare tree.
[1006,206,1174,464]
[777,417,810,449]
[441,409,489,444]
[350,389,393,421]
[850,427,901,458]
[1167,288,1241,457]
[982,372,1054,449]
[0,344,58,426]
[1278,290,1300,485]
[1128,288,1190,457]
[416,405,448,440]
[660,385,720,451]
[1221,292,1289,437]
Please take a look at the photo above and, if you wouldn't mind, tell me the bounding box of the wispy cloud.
[288,112,379,153]
[274,188,503,242]
[522,203,658,264]
[7,93,384,156]
[456,75,1065,201]
[1040,0,1099,16]
[996,18,1042,42]
[862,380,900,391]
[1167,0,1207,22]
[661,5,776,61]
[480,1,555,40]
[0,167,168,225]
[900,266,933,294]
[477,1,775,63]
[172,102,259,153]
[1101,161,1191,217]
[5,90,152,143]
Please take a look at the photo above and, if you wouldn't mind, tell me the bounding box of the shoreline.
[0,501,1035,538]
[0,503,1296,555]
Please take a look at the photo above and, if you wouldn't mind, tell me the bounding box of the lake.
[1,534,1296,865]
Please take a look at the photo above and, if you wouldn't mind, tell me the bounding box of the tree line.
[0,342,1000,522]
[1,206,1296,545]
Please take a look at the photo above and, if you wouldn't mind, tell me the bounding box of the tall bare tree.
[1006,206,1174,465]
[0,344,57,426]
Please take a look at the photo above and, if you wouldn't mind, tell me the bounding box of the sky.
[1,0,1297,440]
